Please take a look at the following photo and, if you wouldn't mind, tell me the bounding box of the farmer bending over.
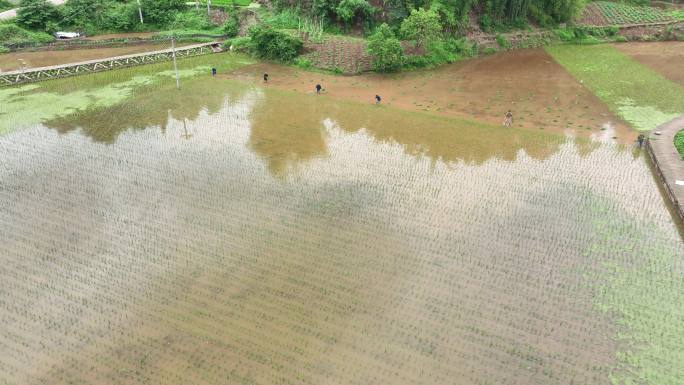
[316,84,322,94]
[503,110,513,127]
[375,95,381,104]
[263,73,269,83]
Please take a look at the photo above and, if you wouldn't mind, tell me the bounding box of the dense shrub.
[334,0,375,26]
[495,33,510,48]
[400,8,442,48]
[16,0,60,31]
[222,11,240,37]
[140,0,185,25]
[248,25,303,61]
[101,2,137,31]
[0,0,13,11]
[169,11,214,30]
[675,130,684,160]
[367,23,403,72]
[430,0,475,32]
[223,36,251,51]
[0,23,54,45]
[403,37,467,68]
[58,0,138,32]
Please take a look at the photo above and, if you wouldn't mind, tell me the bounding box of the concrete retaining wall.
[646,116,684,224]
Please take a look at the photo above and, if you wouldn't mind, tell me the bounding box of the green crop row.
[592,1,674,25]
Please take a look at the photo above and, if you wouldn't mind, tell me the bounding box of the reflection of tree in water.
[248,91,329,178]
[45,79,249,144]
[248,90,563,178]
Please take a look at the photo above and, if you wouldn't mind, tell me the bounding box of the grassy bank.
[546,44,684,131]
[675,129,684,160]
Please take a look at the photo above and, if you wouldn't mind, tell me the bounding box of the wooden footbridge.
[0,42,223,87]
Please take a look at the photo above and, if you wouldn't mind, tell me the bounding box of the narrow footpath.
[647,115,684,223]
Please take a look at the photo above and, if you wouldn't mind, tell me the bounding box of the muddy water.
[228,48,635,143]
[614,41,684,86]
[83,32,159,40]
[0,42,192,71]
[1,63,683,385]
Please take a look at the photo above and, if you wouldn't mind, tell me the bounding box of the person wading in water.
[503,110,513,127]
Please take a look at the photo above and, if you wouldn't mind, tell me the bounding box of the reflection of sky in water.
[1,80,683,385]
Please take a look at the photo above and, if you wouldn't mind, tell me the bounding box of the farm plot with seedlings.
[300,35,372,74]
[1,52,684,385]
[546,44,684,131]
[579,1,675,26]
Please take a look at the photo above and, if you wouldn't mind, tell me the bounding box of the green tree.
[335,0,375,26]
[16,0,59,31]
[101,2,137,31]
[367,23,404,72]
[400,7,442,49]
[248,25,303,62]
[140,0,185,25]
[61,0,113,29]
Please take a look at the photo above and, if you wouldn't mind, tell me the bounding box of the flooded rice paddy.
[1,51,683,385]
[230,49,635,142]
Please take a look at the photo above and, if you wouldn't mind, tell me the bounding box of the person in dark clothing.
[211,68,217,76]
[316,84,322,94]
[263,73,269,82]
[375,95,381,104]
[637,133,645,148]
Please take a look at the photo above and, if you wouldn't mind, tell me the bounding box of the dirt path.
[647,115,684,223]
[0,42,194,72]
[227,48,635,143]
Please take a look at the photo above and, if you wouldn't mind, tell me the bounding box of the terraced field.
[580,1,676,26]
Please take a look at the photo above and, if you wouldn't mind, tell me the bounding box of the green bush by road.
[675,130,684,160]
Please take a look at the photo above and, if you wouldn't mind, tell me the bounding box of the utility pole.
[171,37,180,90]
[207,0,211,16]
[136,0,144,24]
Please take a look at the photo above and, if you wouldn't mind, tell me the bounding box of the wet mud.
[227,48,635,143]
[613,41,684,86]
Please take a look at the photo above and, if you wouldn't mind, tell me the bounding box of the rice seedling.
[0,49,683,385]
[546,44,684,131]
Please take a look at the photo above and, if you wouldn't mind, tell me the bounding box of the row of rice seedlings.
[1,79,682,384]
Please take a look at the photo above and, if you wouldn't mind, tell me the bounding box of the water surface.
[0,57,683,385]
